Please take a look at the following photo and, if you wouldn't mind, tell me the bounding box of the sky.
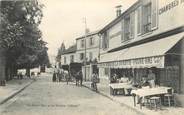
[39,0,137,58]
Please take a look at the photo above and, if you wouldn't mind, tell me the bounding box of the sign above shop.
[98,56,165,68]
[159,0,184,15]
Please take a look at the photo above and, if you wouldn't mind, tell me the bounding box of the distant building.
[61,44,77,70]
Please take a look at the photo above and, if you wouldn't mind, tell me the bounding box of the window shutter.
[141,5,145,34]
[121,19,124,42]
[102,34,105,49]
[106,31,109,48]
[151,0,158,30]
[137,6,142,35]
[130,11,135,39]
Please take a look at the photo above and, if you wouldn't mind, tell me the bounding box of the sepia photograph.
[0,0,184,115]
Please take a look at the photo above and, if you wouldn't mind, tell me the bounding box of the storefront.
[99,32,184,97]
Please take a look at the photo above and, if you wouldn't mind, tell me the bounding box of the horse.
[75,71,83,86]
[63,70,70,84]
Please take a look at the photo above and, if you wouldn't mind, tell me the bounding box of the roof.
[62,44,77,54]
[99,0,139,33]
[76,30,100,40]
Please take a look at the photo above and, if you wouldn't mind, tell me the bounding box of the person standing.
[78,70,83,86]
[52,72,57,82]
[147,69,156,88]
[91,72,98,91]
[65,71,70,85]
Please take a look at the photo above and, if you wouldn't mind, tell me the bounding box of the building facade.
[75,31,100,81]
[98,0,184,106]
[61,44,77,69]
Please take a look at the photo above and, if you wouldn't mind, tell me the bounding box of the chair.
[164,88,176,107]
[149,96,162,110]
[143,96,151,108]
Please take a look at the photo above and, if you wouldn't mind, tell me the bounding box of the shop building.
[98,0,184,106]
[75,31,100,81]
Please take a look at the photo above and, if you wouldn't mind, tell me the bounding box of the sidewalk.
[0,77,35,105]
[83,81,184,115]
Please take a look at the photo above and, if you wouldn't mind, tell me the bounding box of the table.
[109,83,134,95]
[131,86,172,108]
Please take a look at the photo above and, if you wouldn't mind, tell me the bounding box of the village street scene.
[0,0,184,115]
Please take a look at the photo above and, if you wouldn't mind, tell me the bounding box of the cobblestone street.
[0,73,142,115]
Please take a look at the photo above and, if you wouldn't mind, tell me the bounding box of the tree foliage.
[0,0,50,72]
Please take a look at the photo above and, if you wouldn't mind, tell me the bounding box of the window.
[70,55,74,63]
[80,53,84,60]
[124,16,131,41]
[89,37,94,46]
[104,68,109,76]
[138,0,158,35]
[89,52,93,61]
[64,56,66,64]
[81,39,84,48]
[143,3,152,34]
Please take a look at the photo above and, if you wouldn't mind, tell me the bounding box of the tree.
[0,0,49,79]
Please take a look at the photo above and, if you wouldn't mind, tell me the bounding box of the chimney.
[115,5,122,17]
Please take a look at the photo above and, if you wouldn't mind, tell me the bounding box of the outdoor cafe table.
[131,86,172,109]
[109,83,134,95]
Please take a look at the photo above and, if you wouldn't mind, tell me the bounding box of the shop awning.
[99,32,184,68]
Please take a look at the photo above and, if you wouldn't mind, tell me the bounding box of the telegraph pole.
[84,17,87,81]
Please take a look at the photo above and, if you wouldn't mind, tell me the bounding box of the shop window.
[160,66,180,93]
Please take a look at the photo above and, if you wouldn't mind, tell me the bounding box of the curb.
[0,79,36,105]
[83,83,145,115]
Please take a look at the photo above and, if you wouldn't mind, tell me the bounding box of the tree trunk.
[26,68,30,78]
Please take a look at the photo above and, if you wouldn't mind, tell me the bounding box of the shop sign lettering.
[159,0,183,15]
[99,56,164,68]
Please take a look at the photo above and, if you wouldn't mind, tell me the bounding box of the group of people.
[110,69,156,88]
[52,68,69,83]
[138,69,156,88]
[52,67,83,86]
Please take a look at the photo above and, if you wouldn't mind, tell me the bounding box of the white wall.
[61,52,76,65]
[102,0,184,53]
[76,33,100,62]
